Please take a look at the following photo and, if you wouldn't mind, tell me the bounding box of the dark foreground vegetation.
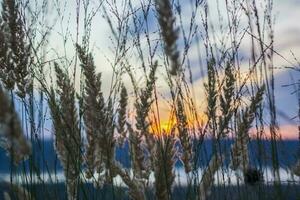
[1,183,300,200]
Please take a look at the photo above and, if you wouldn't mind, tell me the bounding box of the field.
[0,0,299,199]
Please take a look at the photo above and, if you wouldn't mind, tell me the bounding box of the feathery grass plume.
[100,99,116,185]
[77,44,117,186]
[69,43,148,193]
[204,58,218,134]
[76,44,106,179]
[231,113,250,172]
[154,130,176,200]
[218,61,235,137]
[154,0,181,76]
[127,122,147,180]
[0,85,31,164]
[199,154,222,200]
[2,181,33,200]
[136,62,157,134]
[111,161,146,200]
[1,0,31,98]
[231,85,265,171]
[117,84,128,145]
[48,63,81,200]
[133,62,158,177]
[176,96,192,173]
[0,18,14,90]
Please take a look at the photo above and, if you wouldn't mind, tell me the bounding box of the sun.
[149,111,208,136]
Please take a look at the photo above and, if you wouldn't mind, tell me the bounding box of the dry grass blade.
[231,85,265,171]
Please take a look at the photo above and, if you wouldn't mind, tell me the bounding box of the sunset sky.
[36,0,300,139]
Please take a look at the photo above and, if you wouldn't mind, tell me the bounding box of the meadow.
[0,0,299,199]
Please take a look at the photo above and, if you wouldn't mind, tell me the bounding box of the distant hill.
[0,139,299,173]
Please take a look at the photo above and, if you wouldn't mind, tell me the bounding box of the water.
[0,167,299,187]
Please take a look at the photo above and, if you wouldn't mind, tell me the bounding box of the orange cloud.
[249,124,299,140]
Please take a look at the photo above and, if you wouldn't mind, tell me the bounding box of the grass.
[0,0,299,199]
